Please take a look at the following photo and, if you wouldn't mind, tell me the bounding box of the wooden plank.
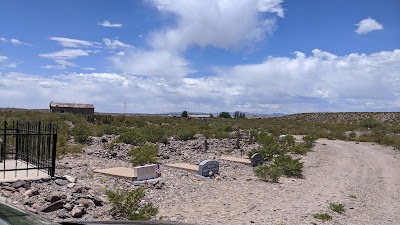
[220,156,251,164]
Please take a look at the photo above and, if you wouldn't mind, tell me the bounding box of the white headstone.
[134,164,160,181]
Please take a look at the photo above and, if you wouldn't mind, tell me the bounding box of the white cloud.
[10,39,31,46]
[83,67,96,71]
[39,49,90,60]
[39,49,91,69]
[148,0,285,51]
[355,17,384,34]
[98,20,123,28]
[0,56,8,62]
[49,37,99,48]
[103,38,133,49]
[2,49,399,113]
[7,63,17,68]
[0,38,7,42]
[111,49,194,79]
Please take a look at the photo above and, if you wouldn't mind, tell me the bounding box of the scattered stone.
[92,196,104,206]
[71,207,84,218]
[67,183,76,189]
[50,193,62,203]
[11,180,26,189]
[64,175,76,183]
[250,153,263,167]
[41,200,65,213]
[64,203,73,211]
[2,186,16,192]
[78,198,90,208]
[55,179,69,186]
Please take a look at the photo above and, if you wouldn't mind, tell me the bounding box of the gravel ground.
[151,139,400,225]
[3,137,400,225]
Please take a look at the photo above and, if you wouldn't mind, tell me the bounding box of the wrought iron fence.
[0,121,57,179]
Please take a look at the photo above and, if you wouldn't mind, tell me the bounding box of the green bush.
[128,144,159,166]
[329,203,345,214]
[254,164,282,183]
[106,188,158,220]
[70,123,93,143]
[274,155,304,178]
[57,144,84,158]
[313,213,332,221]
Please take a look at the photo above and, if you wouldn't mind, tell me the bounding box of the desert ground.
[2,133,399,225]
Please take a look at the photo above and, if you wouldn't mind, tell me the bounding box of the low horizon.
[1,0,399,113]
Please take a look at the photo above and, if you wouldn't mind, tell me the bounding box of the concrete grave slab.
[164,163,198,173]
[93,167,136,181]
[94,165,160,181]
[0,160,50,182]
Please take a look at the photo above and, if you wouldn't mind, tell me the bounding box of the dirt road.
[156,139,400,225]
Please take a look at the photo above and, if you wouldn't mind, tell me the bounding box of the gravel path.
[153,139,400,225]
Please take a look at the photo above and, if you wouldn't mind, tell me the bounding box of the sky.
[0,0,399,114]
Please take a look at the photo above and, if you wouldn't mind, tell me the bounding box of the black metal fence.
[0,121,57,179]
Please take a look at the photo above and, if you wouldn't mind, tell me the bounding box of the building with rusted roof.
[49,101,94,116]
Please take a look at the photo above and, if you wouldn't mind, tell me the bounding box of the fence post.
[51,133,57,177]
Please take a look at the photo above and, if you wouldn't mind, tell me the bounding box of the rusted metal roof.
[49,101,94,109]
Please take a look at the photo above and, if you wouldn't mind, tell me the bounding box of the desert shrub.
[274,155,303,178]
[254,164,282,183]
[106,188,158,220]
[290,143,309,155]
[313,213,332,221]
[70,123,93,143]
[356,135,377,142]
[360,117,381,128]
[57,144,84,157]
[128,144,159,166]
[329,203,345,214]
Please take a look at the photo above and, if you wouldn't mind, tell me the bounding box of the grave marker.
[198,160,219,177]
[250,153,263,167]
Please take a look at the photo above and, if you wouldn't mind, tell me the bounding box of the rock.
[110,152,117,157]
[55,179,69,186]
[50,193,62,203]
[92,196,104,206]
[31,203,41,210]
[41,200,65,213]
[78,198,90,208]
[64,203,73,211]
[23,198,33,206]
[162,154,170,159]
[1,190,13,197]
[11,180,26,189]
[67,183,76,189]
[71,207,84,218]
[2,186,16,192]
[64,175,76,183]
[26,207,38,214]
[66,195,73,202]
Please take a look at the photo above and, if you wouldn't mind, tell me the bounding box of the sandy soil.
[152,139,400,225]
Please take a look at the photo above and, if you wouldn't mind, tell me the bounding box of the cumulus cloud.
[2,49,399,113]
[111,49,194,79]
[103,38,133,49]
[49,37,99,48]
[0,38,7,42]
[98,20,123,28]
[148,0,284,51]
[355,17,384,34]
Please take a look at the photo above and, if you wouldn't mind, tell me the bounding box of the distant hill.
[280,112,400,123]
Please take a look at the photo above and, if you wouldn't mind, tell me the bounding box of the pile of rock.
[0,176,107,220]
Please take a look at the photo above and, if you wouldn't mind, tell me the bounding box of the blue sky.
[0,0,399,114]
